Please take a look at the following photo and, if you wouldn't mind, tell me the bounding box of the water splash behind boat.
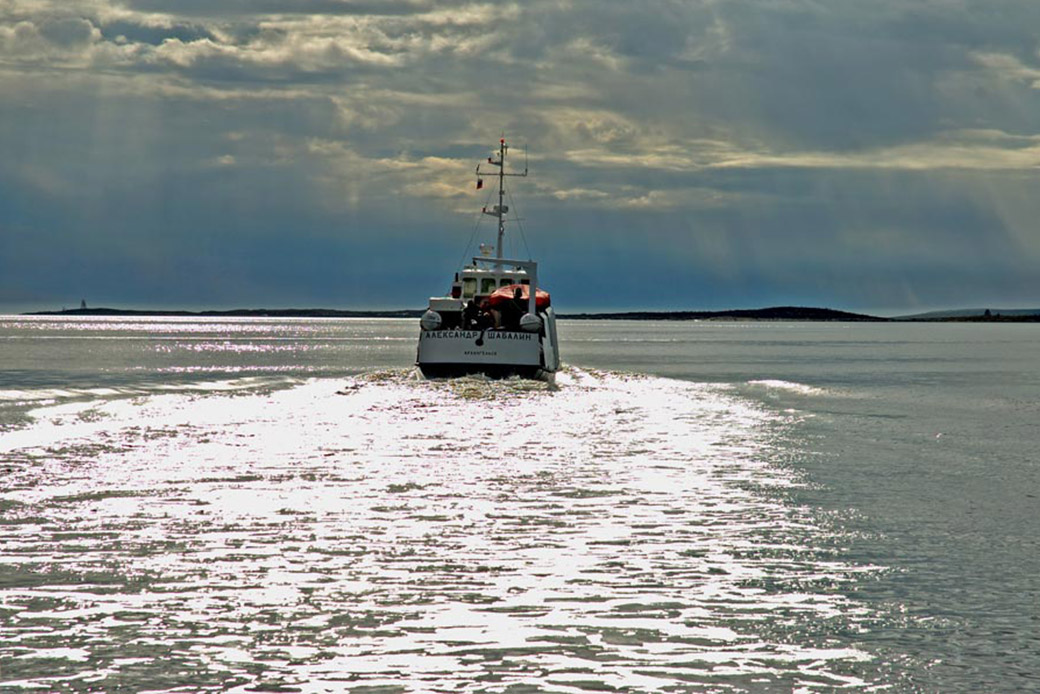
[0,368,885,691]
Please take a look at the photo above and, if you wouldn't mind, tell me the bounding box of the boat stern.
[417,328,545,378]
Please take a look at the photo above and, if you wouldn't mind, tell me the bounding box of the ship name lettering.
[426,330,477,339]
[487,332,533,341]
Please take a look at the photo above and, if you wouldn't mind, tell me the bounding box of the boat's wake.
[0,367,886,691]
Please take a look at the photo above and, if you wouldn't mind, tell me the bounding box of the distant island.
[563,306,886,321]
[24,306,1040,321]
[27,307,424,319]
[565,306,1039,322]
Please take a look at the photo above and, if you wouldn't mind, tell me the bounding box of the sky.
[2,0,1039,314]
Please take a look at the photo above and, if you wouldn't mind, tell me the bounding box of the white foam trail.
[747,379,826,396]
[0,367,882,691]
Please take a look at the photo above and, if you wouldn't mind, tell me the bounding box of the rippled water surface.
[1,317,1038,692]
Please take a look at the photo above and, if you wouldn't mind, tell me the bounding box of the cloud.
[38,16,99,46]
[712,130,1040,172]
[971,51,1040,87]
[120,0,443,18]
[0,17,101,64]
[2,0,1040,312]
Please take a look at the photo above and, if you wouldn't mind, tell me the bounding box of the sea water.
[0,316,1037,692]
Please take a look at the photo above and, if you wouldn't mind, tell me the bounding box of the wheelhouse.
[455,261,531,302]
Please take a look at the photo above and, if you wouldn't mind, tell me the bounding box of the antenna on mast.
[475,137,528,265]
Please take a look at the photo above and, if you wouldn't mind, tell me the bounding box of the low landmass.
[27,307,424,318]
[566,307,1039,321]
[562,306,887,321]
[24,306,1040,321]
[893,308,1040,321]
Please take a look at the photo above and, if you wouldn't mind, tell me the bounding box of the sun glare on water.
[0,368,882,691]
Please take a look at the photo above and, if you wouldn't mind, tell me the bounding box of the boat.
[416,138,560,380]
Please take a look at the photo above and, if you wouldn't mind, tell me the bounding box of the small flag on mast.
[476,178,483,190]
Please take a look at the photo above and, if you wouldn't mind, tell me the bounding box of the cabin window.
[520,279,530,286]
[480,278,497,294]
[462,278,477,297]
[500,278,514,288]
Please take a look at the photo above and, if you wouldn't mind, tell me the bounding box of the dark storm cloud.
[98,20,217,47]
[1,0,1039,313]
[121,0,443,18]
[36,16,98,46]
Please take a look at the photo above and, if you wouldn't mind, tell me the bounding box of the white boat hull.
[417,310,559,380]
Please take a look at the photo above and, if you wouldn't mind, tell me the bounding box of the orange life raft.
[488,284,551,311]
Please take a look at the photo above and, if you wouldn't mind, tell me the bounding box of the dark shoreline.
[23,306,1039,322]
[25,307,424,319]
[563,307,887,321]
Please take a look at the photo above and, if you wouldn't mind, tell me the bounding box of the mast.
[496,139,506,259]
[476,138,527,266]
